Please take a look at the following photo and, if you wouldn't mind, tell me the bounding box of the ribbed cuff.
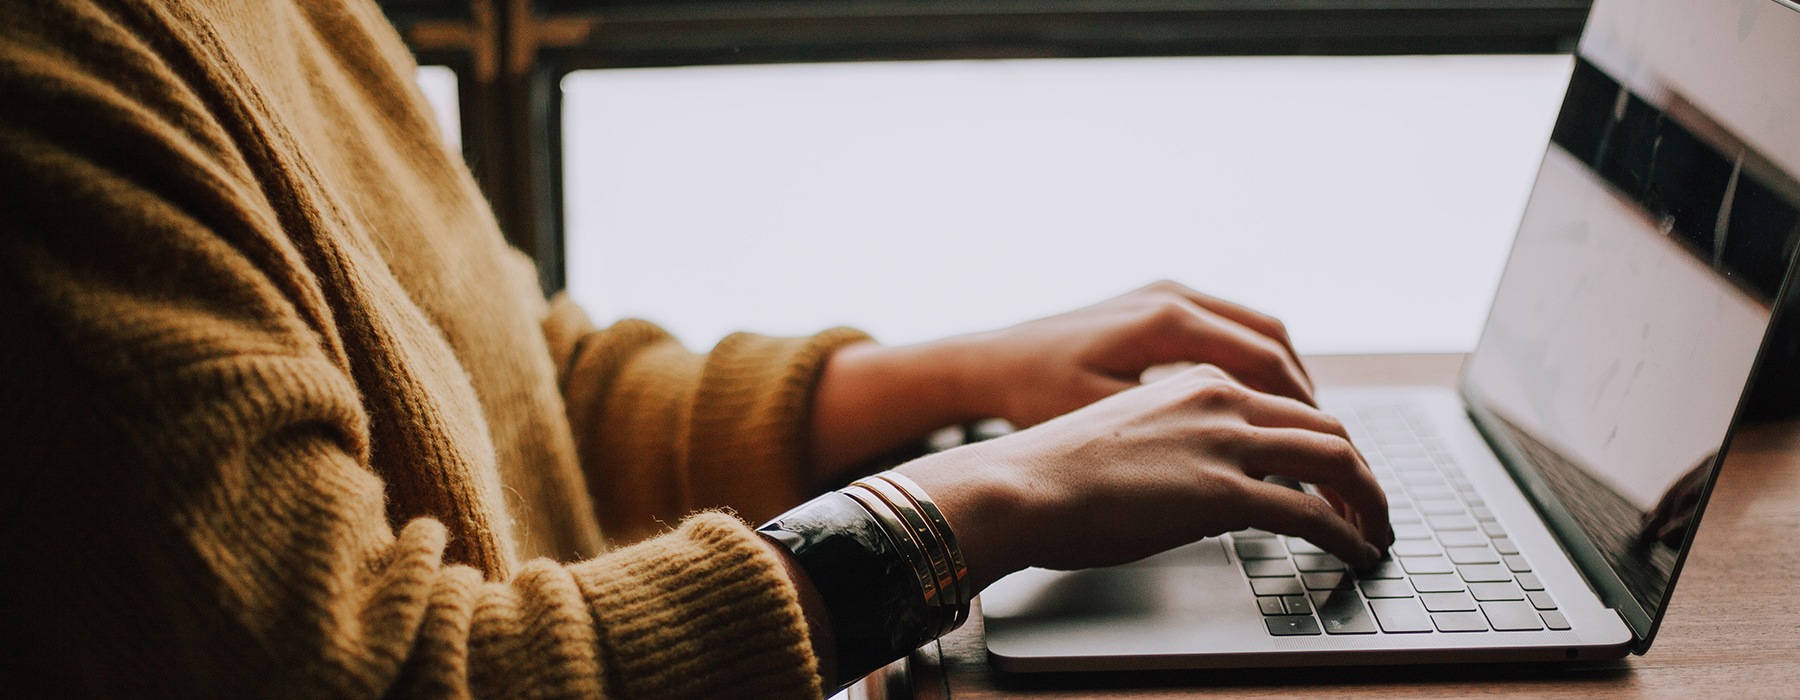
[688,327,874,524]
[570,512,822,700]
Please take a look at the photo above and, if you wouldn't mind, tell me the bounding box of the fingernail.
[1361,543,1382,568]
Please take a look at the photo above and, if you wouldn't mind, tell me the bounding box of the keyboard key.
[1370,598,1435,633]
[1446,546,1501,565]
[1385,443,1428,458]
[1469,581,1526,601]
[1389,508,1423,524]
[1399,471,1445,486]
[1421,591,1479,612]
[1282,595,1312,614]
[1258,596,1287,615]
[1236,529,1278,539]
[1393,523,1434,540]
[1482,601,1545,631]
[1265,615,1322,636]
[1503,555,1532,573]
[1401,556,1454,575]
[1359,579,1416,598]
[1359,560,1407,579]
[1316,590,1379,634]
[1391,457,1438,473]
[1251,578,1304,596]
[1528,591,1558,610]
[1411,484,1456,499]
[1428,514,1477,531]
[1482,521,1509,537]
[1236,539,1288,560]
[1515,573,1544,591]
[1294,554,1346,572]
[1410,574,1466,593]
[1541,610,1572,630]
[1470,506,1496,521]
[1245,560,1299,578]
[1303,572,1354,590]
[1391,540,1442,557]
[1418,501,1465,516]
[1492,538,1521,555]
[1458,564,1514,582]
[1437,530,1488,548]
[1432,611,1490,632]
[1286,539,1327,555]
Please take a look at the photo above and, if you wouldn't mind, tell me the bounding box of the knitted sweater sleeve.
[0,2,823,697]
[541,297,870,544]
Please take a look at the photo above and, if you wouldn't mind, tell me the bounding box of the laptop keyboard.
[1235,402,1573,636]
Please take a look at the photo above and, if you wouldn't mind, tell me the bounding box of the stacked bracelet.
[756,471,971,682]
[843,473,971,636]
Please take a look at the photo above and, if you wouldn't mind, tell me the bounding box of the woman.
[0,0,1390,697]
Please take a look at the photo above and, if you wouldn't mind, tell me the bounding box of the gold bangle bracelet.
[852,477,961,638]
[840,485,945,615]
[875,473,971,608]
[843,484,958,637]
[853,478,957,602]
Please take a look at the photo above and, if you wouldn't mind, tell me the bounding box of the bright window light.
[561,55,1572,354]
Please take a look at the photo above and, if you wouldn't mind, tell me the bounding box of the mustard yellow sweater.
[0,1,869,696]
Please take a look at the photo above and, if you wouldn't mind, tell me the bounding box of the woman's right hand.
[896,363,1393,594]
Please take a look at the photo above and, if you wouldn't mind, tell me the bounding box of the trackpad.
[981,538,1238,621]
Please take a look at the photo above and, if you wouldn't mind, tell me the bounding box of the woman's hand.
[896,364,1391,593]
[959,280,1315,428]
[810,281,1316,479]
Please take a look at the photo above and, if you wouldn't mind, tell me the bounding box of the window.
[390,0,1585,352]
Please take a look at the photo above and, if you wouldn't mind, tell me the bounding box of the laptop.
[982,0,1800,671]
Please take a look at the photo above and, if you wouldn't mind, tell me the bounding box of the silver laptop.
[982,0,1800,671]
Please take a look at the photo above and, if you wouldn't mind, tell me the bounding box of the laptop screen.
[1461,0,1800,646]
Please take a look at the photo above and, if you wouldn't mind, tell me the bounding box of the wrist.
[922,331,1009,422]
[895,445,1035,593]
[811,338,996,477]
[864,335,998,425]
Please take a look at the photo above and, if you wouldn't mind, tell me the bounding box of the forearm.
[808,338,994,484]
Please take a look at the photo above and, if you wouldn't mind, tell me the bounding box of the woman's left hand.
[810,281,1314,477]
[951,280,1314,428]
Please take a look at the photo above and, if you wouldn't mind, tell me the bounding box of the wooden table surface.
[852,354,1800,699]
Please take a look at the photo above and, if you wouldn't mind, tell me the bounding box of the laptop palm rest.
[982,539,1273,667]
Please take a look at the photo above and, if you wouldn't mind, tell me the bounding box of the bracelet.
[874,472,972,629]
[757,472,971,682]
[842,472,971,637]
[844,476,966,637]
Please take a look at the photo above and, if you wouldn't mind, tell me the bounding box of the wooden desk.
[854,354,1800,699]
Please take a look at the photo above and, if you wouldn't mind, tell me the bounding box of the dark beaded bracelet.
[757,491,933,683]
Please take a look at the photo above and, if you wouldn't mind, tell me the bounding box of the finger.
[1151,306,1316,406]
[1236,478,1382,568]
[1239,427,1390,546]
[1317,484,1389,548]
[1143,281,1313,391]
[1231,388,1352,439]
[1225,392,1393,545]
[1139,361,1197,384]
